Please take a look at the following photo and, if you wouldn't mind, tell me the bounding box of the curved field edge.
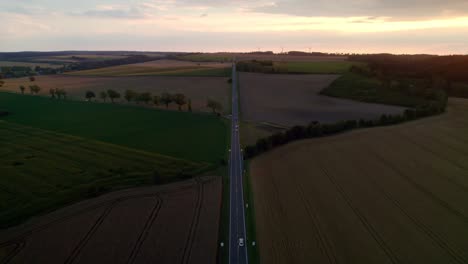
[321,72,429,107]
[0,121,212,229]
[249,98,468,263]
[0,92,227,163]
[0,176,222,264]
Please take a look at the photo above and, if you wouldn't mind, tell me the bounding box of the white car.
[238,238,244,247]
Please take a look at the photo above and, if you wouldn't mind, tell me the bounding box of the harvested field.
[250,98,468,264]
[68,59,230,76]
[0,177,222,264]
[0,75,230,113]
[239,73,405,127]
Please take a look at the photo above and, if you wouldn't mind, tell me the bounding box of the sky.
[1,0,468,54]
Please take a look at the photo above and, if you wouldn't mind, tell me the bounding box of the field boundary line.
[127,196,163,264]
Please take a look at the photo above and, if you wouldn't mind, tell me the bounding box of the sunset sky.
[1,0,468,54]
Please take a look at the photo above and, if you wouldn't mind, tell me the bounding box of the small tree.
[100,91,108,102]
[153,95,160,106]
[29,76,35,82]
[207,99,223,114]
[107,89,120,103]
[160,92,173,108]
[124,89,137,102]
[85,90,96,101]
[173,93,187,111]
[19,85,25,94]
[49,88,56,99]
[55,88,65,99]
[138,92,152,104]
[188,99,192,112]
[29,85,41,94]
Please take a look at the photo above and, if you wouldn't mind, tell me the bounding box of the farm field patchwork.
[0,75,230,113]
[68,59,230,76]
[0,121,208,228]
[180,53,348,62]
[0,61,63,69]
[0,177,221,264]
[0,92,227,163]
[239,72,405,127]
[250,98,468,264]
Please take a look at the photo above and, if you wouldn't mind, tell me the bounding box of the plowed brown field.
[250,98,468,264]
[0,177,222,264]
[67,59,229,76]
[0,75,229,113]
[239,73,405,127]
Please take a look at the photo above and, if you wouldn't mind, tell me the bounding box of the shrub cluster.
[244,92,448,159]
[236,60,287,74]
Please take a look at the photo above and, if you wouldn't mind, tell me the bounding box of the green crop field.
[0,121,208,228]
[321,73,428,107]
[285,61,362,74]
[0,92,227,163]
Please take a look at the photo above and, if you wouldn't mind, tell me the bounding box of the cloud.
[252,0,468,19]
[72,4,148,19]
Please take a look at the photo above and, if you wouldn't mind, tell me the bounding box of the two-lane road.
[229,63,249,264]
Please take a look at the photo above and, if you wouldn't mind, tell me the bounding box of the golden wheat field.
[250,98,468,264]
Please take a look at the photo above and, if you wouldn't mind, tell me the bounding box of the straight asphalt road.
[229,63,249,264]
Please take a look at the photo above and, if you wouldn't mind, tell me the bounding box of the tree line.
[236,60,288,74]
[85,89,223,114]
[349,54,468,98]
[244,92,448,159]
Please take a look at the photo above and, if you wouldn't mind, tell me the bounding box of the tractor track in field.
[0,180,213,264]
[295,179,337,264]
[181,180,204,264]
[318,164,401,264]
[392,130,468,171]
[127,196,163,264]
[65,201,118,264]
[370,149,468,225]
[343,143,468,264]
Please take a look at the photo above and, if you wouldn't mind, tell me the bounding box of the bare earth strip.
[67,59,229,76]
[1,75,229,113]
[239,73,405,126]
[250,98,468,264]
[0,177,222,264]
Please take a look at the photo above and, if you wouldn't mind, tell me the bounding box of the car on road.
[238,238,244,247]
